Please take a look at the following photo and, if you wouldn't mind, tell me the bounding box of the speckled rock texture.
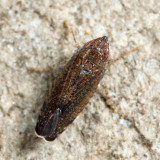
[0,0,160,160]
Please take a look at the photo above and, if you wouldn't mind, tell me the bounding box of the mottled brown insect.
[35,36,109,141]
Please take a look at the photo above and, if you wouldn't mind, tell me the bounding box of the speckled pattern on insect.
[35,36,109,141]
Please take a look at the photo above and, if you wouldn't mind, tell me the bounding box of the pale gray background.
[0,0,160,160]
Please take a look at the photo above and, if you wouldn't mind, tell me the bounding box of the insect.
[35,36,109,141]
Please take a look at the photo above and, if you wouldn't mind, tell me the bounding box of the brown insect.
[35,36,109,141]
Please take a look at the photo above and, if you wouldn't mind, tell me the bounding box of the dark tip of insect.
[83,36,108,48]
[100,36,109,47]
[102,36,108,41]
[45,136,57,141]
[97,36,109,61]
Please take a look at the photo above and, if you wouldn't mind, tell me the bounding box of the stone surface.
[0,0,160,160]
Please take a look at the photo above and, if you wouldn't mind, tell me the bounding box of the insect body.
[35,36,109,141]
